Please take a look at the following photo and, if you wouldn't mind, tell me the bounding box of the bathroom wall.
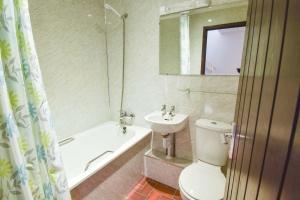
[107,0,246,160]
[29,0,110,140]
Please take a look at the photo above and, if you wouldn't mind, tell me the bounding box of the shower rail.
[178,88,237,95]
[59,137,75,146]
[84,150,114,171]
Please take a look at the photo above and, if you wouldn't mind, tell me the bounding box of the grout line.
[172,189,177,197]
[137,184,154,197]
[145,190,155,200]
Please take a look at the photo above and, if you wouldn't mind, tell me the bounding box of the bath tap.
[122,126,127,134]
[119,117,127,134]
[120,110,126,119]
[161,104,167,116]
[119,110,135,133]
[119,110,127,125]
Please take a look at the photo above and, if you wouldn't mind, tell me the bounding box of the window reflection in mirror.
[202,22,246,76]
[159,1,248,76]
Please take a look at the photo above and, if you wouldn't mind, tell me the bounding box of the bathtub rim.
[62,122,152,190]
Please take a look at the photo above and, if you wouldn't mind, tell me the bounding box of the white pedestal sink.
[144,111,188,159]
[144,111,188,135]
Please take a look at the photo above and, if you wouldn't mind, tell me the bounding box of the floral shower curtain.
[0,0,71,199]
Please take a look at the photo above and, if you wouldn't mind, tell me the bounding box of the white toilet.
[179,119,232,200]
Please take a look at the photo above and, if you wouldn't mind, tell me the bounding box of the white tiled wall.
[144,155,184,189]
[29,0,110,140]
[29,0,244,160]
[107,0,242,161]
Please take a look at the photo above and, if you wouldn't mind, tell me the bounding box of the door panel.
[279,2,300,199]
[225,0,300,199]
[225,0,255,197]
[244,0,288,198]
[280,106,300,200]
[230,0,264,198]
[235,0,273,198]
[257,0,300,198]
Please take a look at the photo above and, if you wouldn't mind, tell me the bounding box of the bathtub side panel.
[71,134,151,200]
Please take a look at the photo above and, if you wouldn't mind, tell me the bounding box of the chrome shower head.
[104,3,127,19]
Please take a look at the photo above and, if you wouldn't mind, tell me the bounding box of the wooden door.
[224,0,300,199]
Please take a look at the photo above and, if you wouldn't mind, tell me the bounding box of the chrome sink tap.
[161,104,167,116]
[169,105,176,117]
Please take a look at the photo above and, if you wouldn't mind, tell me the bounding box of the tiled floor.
[126,177,182,200]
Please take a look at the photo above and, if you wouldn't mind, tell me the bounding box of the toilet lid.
[179,162,226,200]
[195,119,232,133]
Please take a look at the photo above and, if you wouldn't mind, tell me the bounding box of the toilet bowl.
[178,119,232,200]
[179,161,226,200]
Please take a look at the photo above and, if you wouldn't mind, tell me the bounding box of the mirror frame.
[200,21,247,75]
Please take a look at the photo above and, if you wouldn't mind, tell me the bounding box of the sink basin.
[144,111,188,135]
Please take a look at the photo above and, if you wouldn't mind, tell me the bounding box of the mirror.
[159,1,248,76]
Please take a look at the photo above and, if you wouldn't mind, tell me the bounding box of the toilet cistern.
[178,119,232,200]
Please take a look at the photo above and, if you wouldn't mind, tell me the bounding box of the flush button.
[211,121,217,125]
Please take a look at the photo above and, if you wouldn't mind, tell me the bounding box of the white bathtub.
[59,121,151,190]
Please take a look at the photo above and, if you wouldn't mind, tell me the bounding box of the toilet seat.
[179,161,226,200]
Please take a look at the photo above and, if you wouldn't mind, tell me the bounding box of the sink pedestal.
[145,111,188,159]
[162,133,175,159]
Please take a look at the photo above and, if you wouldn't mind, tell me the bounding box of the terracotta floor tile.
[127,192,146,200]
[125,177,182,200]
[137,177,147,187]
[174,190,180,196]
[136,182,153,197]
[174,196,182,200]
[147,191,161,200]
[152,183,176,197]
[147,178,160,185]
[173,190,182,200]
[158,195,174,200]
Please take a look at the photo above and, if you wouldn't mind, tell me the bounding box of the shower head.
[104,3,127,19]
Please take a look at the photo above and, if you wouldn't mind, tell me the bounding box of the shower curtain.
[0,0,71,199]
